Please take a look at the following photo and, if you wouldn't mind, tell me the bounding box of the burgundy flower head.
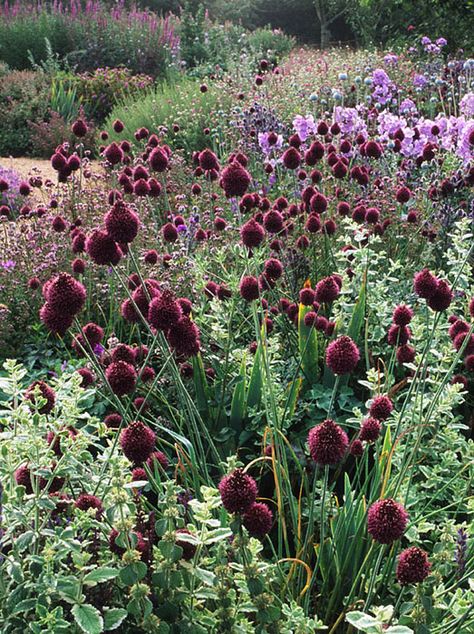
[242,502,273,538]
[427,279,453,312]
[25,381,56,414]
[221,161,251,198]
[15,464,33,493]
[396,546,431,585]
[86,230,121,266]
[282,147,301,170]
[369,395,393,421]
[104,201,139,243]
[308,419,348,465]
[315,276,340,304]
[167,316,200,358]
[148,290,182,331]
[120,420,156,464]
[219,468,257,514]
[326,336,360,375]
[44,272,86,316]
[392,304,413,326]
[359,417,381,442]
[105,361,137,396]
[240,217,265,248]
[413,269,438,299]
[240,276,260,302]
[367,498,408,544]
[40,303,74,335]
[75,493,103,514]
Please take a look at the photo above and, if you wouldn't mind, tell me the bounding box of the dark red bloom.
[427,279,453,311]
[263,209,284,234]
[120,420,156,464]
[392,305,413,326]
[264,258,283,280]
[367,498,408,543]
[396,547,431,585]
[148,290,182,331]
[242,502,273,538]
[369,395,393,421]
[308,419,348,465]
[149,147,169,172]
[241,218,265,247]
[44,272,86,316]
[350,439,364,457]
[167,316,200,358]
[282,147,301,170]
[104,201,139,243]
[105,361,137,396]
[397,344,416,364]
[221,161,251,198]
[326,336,360,375]
[75,493,103,513]
[86,230,121,266]
[219,468,257,513]
[240,276,259,301]
[310,193,327,213]
[388,324,411,346]
[315,276,340,304]
[147,450,169,471]
[299,288,315,306]
[413,269,438,299]
[162,222,178,242]
[40,303,74,335]
[15,464,33,493]
[71,119,88,137]
[82,322,103,345]
[77,368,94,387]
[25,381,56,414]
[104,142,124,165]
[359,417,381,442]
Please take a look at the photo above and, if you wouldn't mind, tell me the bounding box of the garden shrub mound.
[0,35,473,634]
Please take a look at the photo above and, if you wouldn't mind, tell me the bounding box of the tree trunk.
[320,21,331,48]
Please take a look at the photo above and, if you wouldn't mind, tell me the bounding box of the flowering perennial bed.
[0,39,473,633]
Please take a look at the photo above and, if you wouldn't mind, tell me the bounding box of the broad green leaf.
[103,608,128,631]
[72,604,103,634]
[83,567,119,584]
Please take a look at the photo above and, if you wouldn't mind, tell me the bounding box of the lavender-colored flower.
[455,528,468,577]
[413,74,428,89]
[292,114,316,142]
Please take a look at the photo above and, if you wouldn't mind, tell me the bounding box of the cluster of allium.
[120,275,200,361]
[40,272,86,336]
[388,304,416,364]
[50,136,84,183]
[413,269,453,312]
[219,469,273,539]
[448,296,474,377]
[351,394,394,456]
[99,125,171,202]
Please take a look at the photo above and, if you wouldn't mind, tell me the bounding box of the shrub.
[0,70,51,156]
[29,111,97,159]
[67,67,155,124]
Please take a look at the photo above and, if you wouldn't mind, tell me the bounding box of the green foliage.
[0,70,51,156]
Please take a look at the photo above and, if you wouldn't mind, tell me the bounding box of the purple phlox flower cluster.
[459,92,474,118]
[0,165,22,212]
[399,98,418,115]
[258,131,283,155]
[333,106,368,138]
[292,114,316,142]
[372,68,394,106]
